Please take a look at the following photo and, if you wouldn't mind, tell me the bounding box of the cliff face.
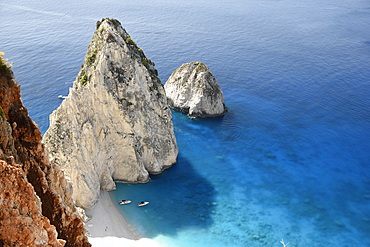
[0,56,90,246]
[0,160,65,247]
[43,18,178,209]
[164,61,226,118]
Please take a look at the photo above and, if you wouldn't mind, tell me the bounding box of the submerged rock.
[164,61,226,118]
[43,18,178,209]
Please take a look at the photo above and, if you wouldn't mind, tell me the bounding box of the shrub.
[79,73,88,86]
[142,57,150,69]
[125,37,136,47]
[108,18,121,29]
[96,20,102,29]
[96,18,121,29]
[195,62,207,73]
[0,51,12,74]
[85,48,98,65]
[0,106,6,120]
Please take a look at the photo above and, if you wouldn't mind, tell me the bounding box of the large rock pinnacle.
[43,18,178,209]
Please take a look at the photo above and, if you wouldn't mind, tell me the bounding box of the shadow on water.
[111,154,216,238]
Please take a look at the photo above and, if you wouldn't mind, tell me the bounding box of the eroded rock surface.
[164,61,226,118]
[43,18,178,209]
[0,55,90,246]
[0,160,66,247]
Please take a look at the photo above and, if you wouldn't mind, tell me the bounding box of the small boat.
[138,201,149,207]
[119,200,132,205]
[58,95,67,99]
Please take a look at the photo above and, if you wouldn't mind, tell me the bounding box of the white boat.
[119,200,132,205]
[138,201,149,207]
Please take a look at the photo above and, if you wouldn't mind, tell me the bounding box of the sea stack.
[164,61,226,118]
[43,18,178,209]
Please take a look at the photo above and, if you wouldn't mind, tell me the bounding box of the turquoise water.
[1,0,370,246]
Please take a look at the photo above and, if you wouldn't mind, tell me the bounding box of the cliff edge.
[164,61,226,118]
[0,53,90,246]
[43,18,178,209]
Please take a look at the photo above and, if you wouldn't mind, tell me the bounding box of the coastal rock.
[0,160,65,247]
[164,61,226,117]
[0,54,90,246]
[43,18,178,209]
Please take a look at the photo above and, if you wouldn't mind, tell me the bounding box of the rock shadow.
[112,154,216,238]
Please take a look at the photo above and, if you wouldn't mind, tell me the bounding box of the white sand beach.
[86,191,162,247]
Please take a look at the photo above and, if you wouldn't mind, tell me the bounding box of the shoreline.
[85,190,140,239]
[85,190,162,247]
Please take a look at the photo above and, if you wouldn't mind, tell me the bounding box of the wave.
[5,4,95,21]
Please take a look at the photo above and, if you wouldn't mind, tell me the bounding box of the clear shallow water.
[1,0,370,246]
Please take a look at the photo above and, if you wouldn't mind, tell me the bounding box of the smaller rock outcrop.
[164,61,226,118]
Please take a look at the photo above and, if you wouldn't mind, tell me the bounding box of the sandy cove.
[85,190,162,247]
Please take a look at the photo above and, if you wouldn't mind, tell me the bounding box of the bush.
[125,37,136,47]
[79,73,88,86]
[0,106,6,120]
[96,20,102,29]
[85,48,98,65]
[195,62,207,73]
[0,51,12,74]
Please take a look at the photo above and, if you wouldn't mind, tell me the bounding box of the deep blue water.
[1,0,370,246]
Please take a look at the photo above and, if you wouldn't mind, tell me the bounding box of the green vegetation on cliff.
[79,18,161,87]
[85,47,98,65]
[0,52,12,74]
[195,62,208,73]
[79,73,88,86]
[0,106,6,120]
[96,18,121,30]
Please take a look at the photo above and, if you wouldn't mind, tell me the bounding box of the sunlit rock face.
[0,57,90,247]
[164,61,226,118]
[43,18,178,209]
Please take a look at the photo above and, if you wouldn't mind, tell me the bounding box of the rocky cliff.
[0,54,90,246]
[43,18,178,209]
[164,61,226,118]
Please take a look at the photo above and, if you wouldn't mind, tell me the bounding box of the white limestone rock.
[43,18,178,209]
[164,61,226,118]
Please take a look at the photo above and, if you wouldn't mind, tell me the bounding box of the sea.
[1,0,370,246]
